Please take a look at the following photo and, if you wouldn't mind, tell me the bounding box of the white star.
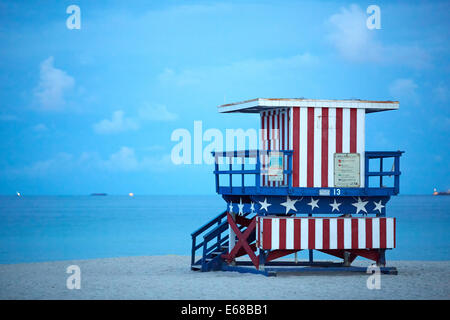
[373,200,385,213]
[280,196,299,214]
[258,198,272,212]
[307,197,319,211]
[237,198,244,215]
[352,197,369,214]
[250,202,255,213]
[228,201,233,213]
[329,199,342,212]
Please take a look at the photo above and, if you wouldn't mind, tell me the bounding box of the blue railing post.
[256,150,261,193]
[241,155,245,193]
[365,154,369,194]
[379,157,383,188]
[191,236,196,266]
[288,151,293,194]
[214,152,219,193]
[394,154,400,194]
[229,156,232,191]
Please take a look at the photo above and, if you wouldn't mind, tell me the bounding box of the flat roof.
[218,98,399,114]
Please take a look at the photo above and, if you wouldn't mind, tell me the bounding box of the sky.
[0,0,449,195]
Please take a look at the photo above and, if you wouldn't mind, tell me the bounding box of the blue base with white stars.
[223,195,389,216]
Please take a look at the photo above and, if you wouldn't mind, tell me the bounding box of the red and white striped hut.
[218,98,399,188]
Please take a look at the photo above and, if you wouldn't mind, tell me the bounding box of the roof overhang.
[218,98,399,114]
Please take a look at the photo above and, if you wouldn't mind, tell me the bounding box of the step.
[191,265,201,271]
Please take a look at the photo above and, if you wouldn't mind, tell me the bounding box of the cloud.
[103,146,173,172]
[0,114,18,121]
[327,4,430,69]
[33,56,75,111]
[93,110,139,134]
[2,147,173,177]
[433,84,449,102]
[389,78,419,104]
[138,104,178,121]
[158,53,319,87]
[32,123,48,132]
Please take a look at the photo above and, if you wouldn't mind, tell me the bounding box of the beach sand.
[0,256,448,300]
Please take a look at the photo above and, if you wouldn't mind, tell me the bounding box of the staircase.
[191,211,253,272]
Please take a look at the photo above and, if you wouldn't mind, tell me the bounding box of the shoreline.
[0,255,449,299]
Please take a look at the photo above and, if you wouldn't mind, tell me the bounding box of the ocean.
[0,195,449,264]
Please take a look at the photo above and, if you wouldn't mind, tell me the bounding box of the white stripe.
[289,108,293,150]
[315,218,323,249]
[357,108,365,187]
[313,107,322,188]
[286,218,294,249]
[271,218,279,249]
[372,218,380,248]
[386,218,394,248]
[344,218,351,249]
[329,219,337,249]
[300,219,308,249]
[342,108,350,153]
[358,218,366,249]
[299,107,308,187]
[328,108,336,187]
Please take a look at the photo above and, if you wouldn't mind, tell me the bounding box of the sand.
[0,256,448,300]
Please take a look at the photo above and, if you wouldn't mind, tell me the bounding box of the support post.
[228,211,236,265]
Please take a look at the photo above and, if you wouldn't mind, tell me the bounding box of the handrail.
[212,149,294,193]
[191,210,227,238]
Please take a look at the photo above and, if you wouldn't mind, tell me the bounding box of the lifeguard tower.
[191,98,403,276]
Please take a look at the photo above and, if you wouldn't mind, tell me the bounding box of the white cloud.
[93,110,139,134]
[433,84,449,102]
[389,78,419,104]
[32,123,48,132]
[138,104,178,121]
[33,56,75,111]
[158,53,319,87]
[2,147,173,177]
[0,114,18,121]
[327,4,430,69]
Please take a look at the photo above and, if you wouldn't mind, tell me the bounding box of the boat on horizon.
[90,193,108,196]
[433,188,450,196]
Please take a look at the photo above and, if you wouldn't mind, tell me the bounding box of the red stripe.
[380,218,387,248]
[321,108,329,187]
[294,218,301,249]
[336,108,343,153]
[279,218,286,250]
[322,218,330,250]
[351,219,358,249]
[277,110,280,146]
[337,219,344,249]
[308,218,315,248]
[307,107,314,188]
[366,218,373,248]
[263,219,272,249]
[257,217,261,248]
[293,108,300,187]
[350,108,357,153]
